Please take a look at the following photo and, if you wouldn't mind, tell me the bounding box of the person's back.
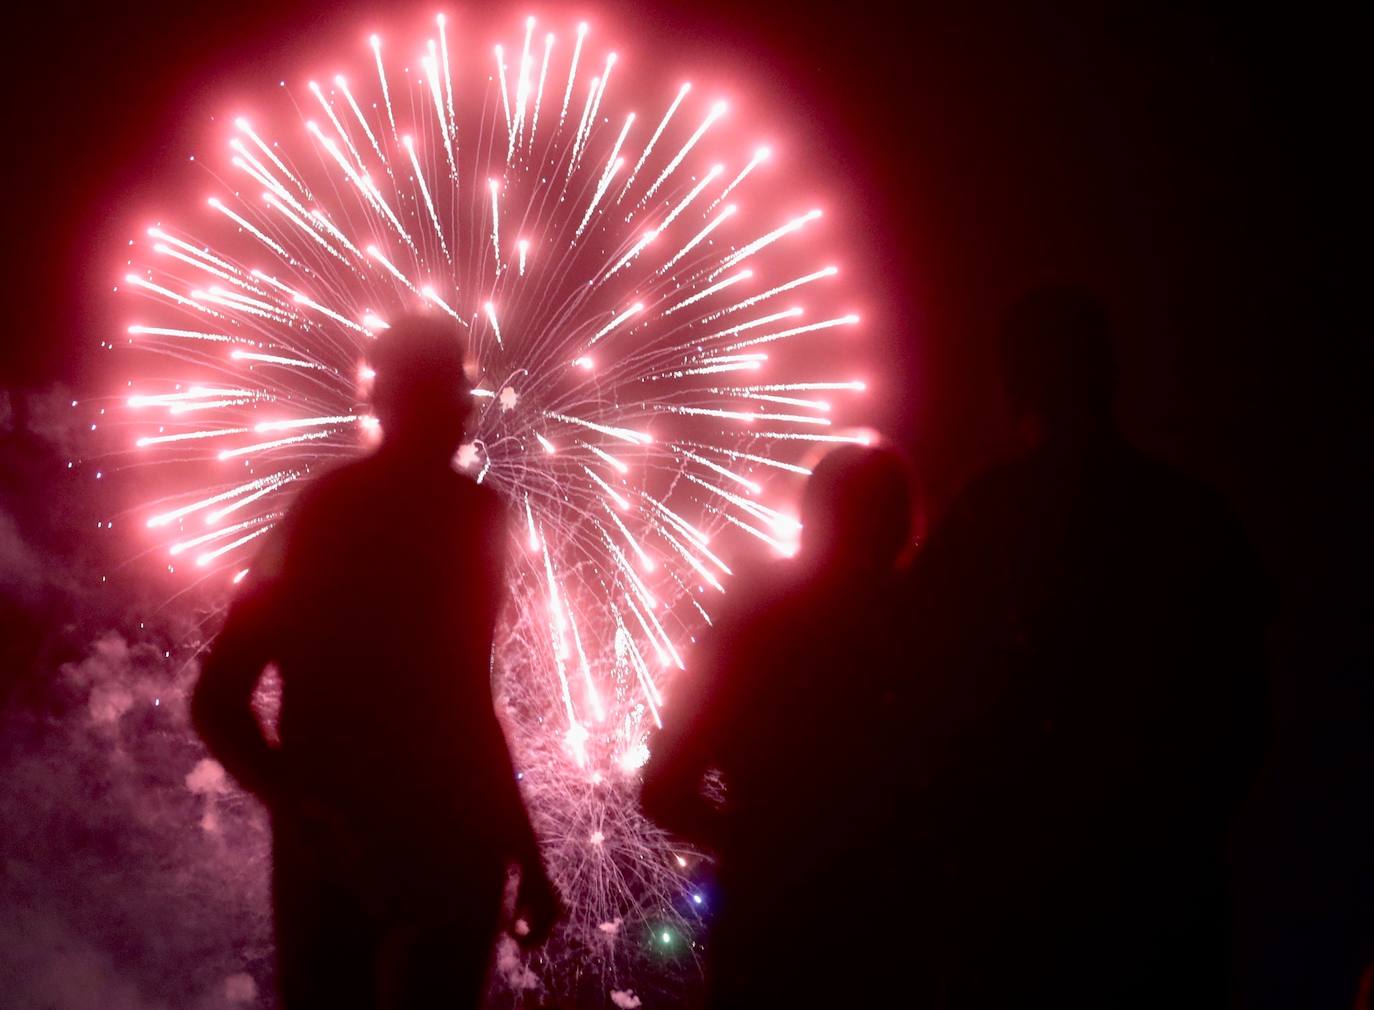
[642,445,914,1008]
[267,452,507,824]
[905,287,1267,1009]
[192,315,559,1009]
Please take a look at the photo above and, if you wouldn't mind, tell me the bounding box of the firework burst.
[111,11,868,1003]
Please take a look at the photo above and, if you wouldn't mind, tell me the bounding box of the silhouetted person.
[904,287,1268,1009]
[192,315,560,1009]
[642,445,915,1009]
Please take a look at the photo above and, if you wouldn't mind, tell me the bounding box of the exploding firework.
[110,11,868,1004]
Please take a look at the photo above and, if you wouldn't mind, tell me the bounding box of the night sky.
[1,2,1365,1007]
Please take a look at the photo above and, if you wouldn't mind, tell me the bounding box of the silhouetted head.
[368,314,472,462]
[799,445,912,571]
[1000,286,1116,445]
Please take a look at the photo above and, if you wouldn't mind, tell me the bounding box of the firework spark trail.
[109,13,869,1001]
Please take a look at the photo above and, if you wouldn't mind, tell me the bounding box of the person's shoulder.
[292,456,376,511]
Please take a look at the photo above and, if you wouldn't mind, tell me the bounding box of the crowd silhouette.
[194,289,1267,1008]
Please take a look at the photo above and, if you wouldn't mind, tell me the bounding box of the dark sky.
[2,1,1366,1004]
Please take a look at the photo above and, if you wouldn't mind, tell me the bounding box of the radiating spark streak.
[524,495,539,550]
[488,179,503,272]
[207,474,297,523]
[654,522,725,592]
[540,541,580,734]
[423,52,458,180]
[675,446,761,492]
[136,428,251,449]
[560,22,588,125]
[531,32,553,148]
[703,265,837,321]
[422,286,467,325]
[217,429,334,460]
[518,239,528,275]
[437,14,456,144]
[576,110,634,232]
[370,34,398,141]
[197,282,293,321]
[153,242,242,284]
[576,154,625,236]
[253,415,359,432]
[752,430,872,443]
[127,325,234,342]
[124,273,214,315]
[658,163,723,233]
[584,52,616,152]
[535,433,556,453]
[128,387,249,407]
[289,288,373,334]
[495,44,513,142]
[568,75,599,175]
[565,607,604,722]
[652,360,762,378]
[146,474,283,526]
[732,380,865,392]
[208,196,289,259]
[661,405,830,426]
[685,473,799,530]
[196,523,275,566]
[620,591,673,676]
[708,145,769,212]
[734,392,829,410]
[660,205,737,273]
[622,82,690,198]
[722,313,860,351]
[603,500,655,570]
[586,302,644,346]
[661,267,749,314]
[642,496,710,548]
[484,301,505,348]
[601,526,658,610]
[334,76,386,166]
[168,397,260,414]
[231,142,293,201]
[231,350,322,368]
[702,306,802,343]
[403,135,450,260]
[309,80,365,170]
[235,118,307,195]
[306,122,412,246]
[583,442,629,474]
[583,466,630,510]
[709,208,821,279]
[605,228,656,277]
[711,507,788,553]
[614,612,663,728]
[146,228,242,277]
[700,444,813,475]
[514,18,534,149]
[643,100,726,203]
[366,244,421,294]
[171,514,269,556]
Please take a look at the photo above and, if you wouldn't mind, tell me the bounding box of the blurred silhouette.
[903,286,1269,1009]
[642,444,916,1009]
[192,315,560,1009]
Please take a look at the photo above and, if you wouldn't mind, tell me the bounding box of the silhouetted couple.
[195,290,1266,1009]
[643,287,1267,1009]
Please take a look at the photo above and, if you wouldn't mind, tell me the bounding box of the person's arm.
[190,547,287,802]
[641,618,737,849]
